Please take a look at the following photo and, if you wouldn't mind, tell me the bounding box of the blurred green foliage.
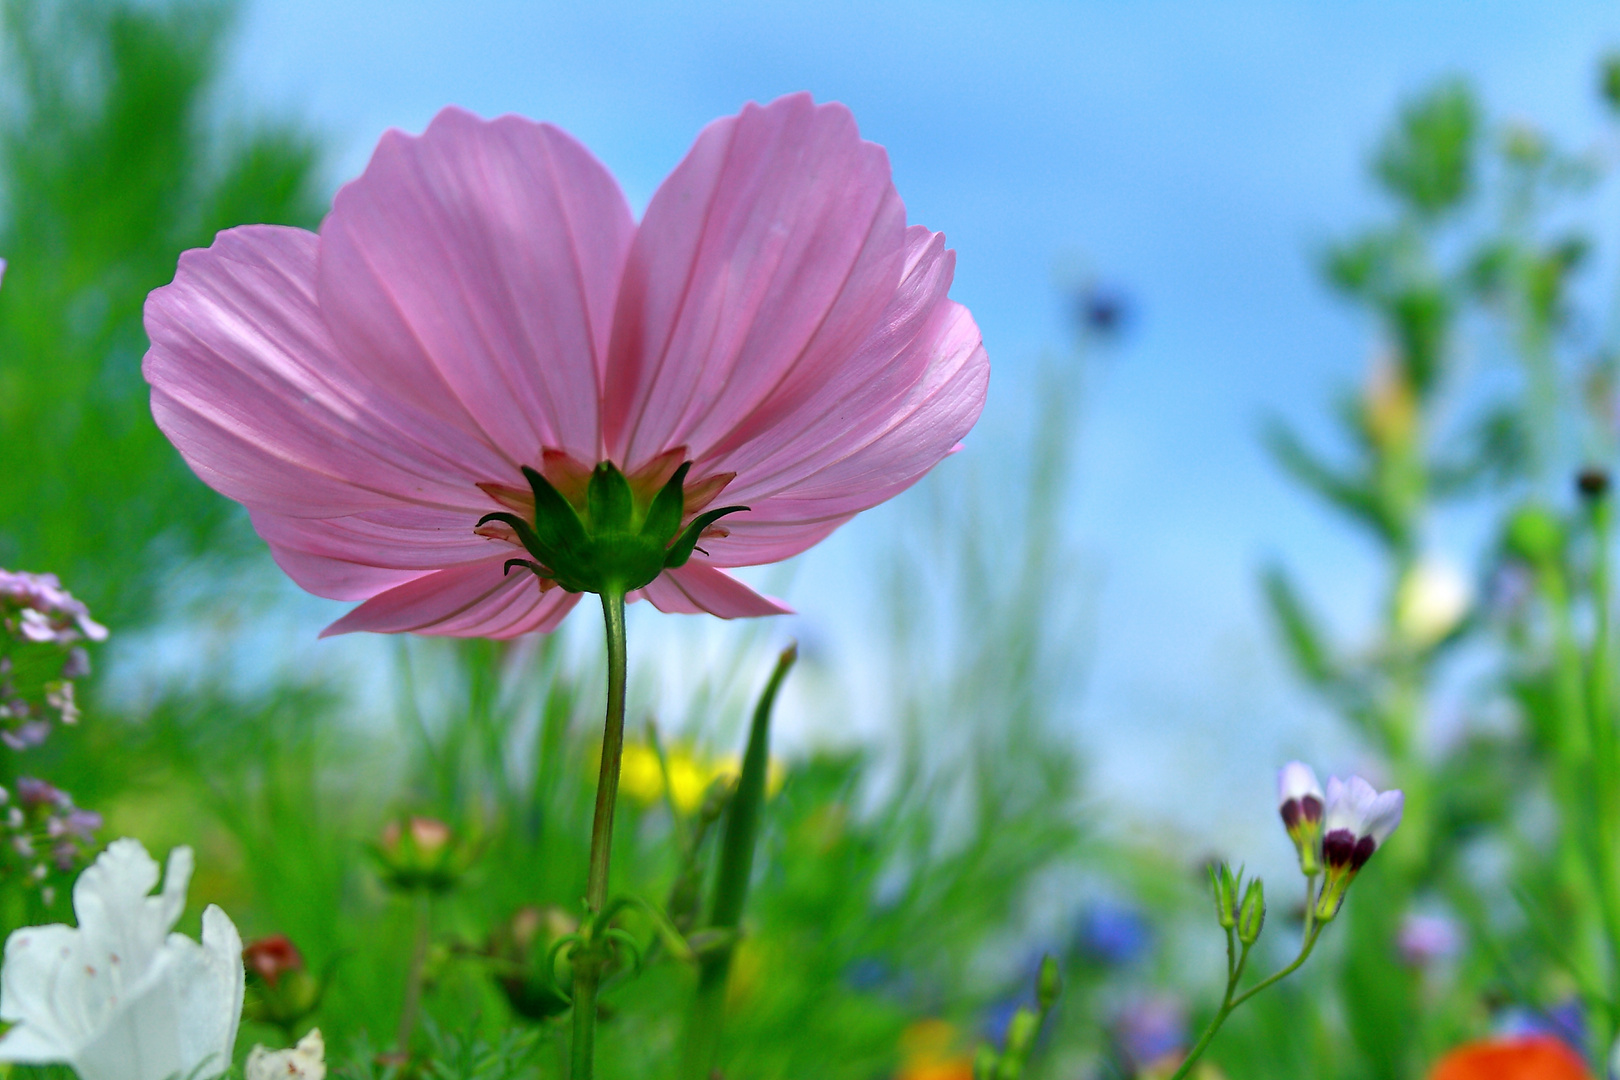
[0,0,324,628]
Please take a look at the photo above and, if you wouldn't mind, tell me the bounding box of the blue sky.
[222,0,1620,859]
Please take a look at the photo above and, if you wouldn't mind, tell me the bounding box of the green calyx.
[478,461,747,597]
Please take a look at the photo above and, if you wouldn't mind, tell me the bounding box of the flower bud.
[371,815,474,894]
[242,935,324,1030]
[973,1045,1000,1080]
[1277,762,1324,876]
[1238,879,1266,946]
[489,905,575,1021]
[1209,863,1239,929]
[1003,1006,1040,1058]
[1578,466,1612,501]
[1036,954,1062,1012]
[1506,506,1562,565]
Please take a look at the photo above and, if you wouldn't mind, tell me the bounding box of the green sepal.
[503,558,549,579]
[641,462,693,543]
[477,511,549,564]
[587,462,635,533]
[664,505,749,569]
[521,465,590,556]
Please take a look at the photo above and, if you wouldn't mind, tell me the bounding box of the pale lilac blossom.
[1314,775,1404,920]
[143,93,988,637]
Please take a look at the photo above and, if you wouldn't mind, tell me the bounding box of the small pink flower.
[143,94,987,637]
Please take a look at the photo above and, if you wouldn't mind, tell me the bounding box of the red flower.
[1429,1036,1592,1080]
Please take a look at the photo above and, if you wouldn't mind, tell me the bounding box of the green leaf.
[1262,418,1400,545]
[1261,564,1338,687]
[1374,79,1478,217]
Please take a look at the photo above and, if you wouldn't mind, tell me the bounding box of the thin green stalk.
[679,644,797,1080]
[571,589,629,1080]
[394,893,432,1058]
[1587,496,1620,1053]
[1167,883,1323,1080]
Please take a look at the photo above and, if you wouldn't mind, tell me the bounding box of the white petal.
[247,1028,326,1080]
[0,1020,71,1064]
[72,840,191,980]
[70,948,186,1080]
[1363,790,1405,846]
[1322,776,1349,831]
[1276,761,1323,808]
[174,905,244,1080]
[0,924,84,1053]
[1325,775,1381,833]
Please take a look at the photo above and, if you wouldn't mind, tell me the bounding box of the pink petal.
[321,556,581,638]
[697,230,987,565]
[602,92,906,471]
[637,563,792,618]
[143,225,512,518]
[251,507,505,600]
[319,107,635,465]
[680,512,852,569]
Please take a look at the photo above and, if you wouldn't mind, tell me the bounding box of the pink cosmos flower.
[142,93,987,638]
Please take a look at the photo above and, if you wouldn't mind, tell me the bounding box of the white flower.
[1395,557,1471,647]
[247,1028,326,1080]
[1276,761,1326,873]
[1276,761,1323,817]
[0,837,244,1080]
[1323,775,1405,865]
[1314,775,1404,922]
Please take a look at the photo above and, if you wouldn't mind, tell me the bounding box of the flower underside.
[475,449,746,597]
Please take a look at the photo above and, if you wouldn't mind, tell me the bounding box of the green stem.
[679,645,797,1080]
[394,893,432,1058]
[1588,497,1620,1054]
[1167,895,1324,1080]
[571,589,629,1080]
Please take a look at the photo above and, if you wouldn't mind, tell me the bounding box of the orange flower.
[896,1020,975,1080]
[1429,1036,1592,1080]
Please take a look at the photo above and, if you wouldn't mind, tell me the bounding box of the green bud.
[1209,863,1238,929]
[973,1045,1000,1080]
[1036,954,1062,1012]
[1004,1007,1039,1058]
[369,815,476,895]
[1238,878,1266,946]
[1505,505,1562,565]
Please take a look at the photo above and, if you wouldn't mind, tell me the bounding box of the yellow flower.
[615,740,784,815]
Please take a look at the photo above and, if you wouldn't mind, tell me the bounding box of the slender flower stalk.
[1168,769,1402,1080]
[569,590,628,1080]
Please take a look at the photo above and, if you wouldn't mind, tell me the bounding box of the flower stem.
[1167,895,1324,1080]
[571,589,629,1080]
[394,892,432,1058]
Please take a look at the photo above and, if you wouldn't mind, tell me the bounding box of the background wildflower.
[0,838,244,1080]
